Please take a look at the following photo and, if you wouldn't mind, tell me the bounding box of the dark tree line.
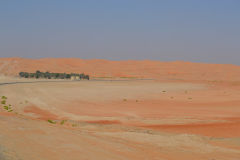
[19,71,89,80]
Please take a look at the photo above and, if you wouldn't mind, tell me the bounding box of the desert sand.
[1,57,240,82]
[0,58,240,160]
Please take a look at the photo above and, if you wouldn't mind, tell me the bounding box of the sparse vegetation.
[72,124,77,127]
[3,106,9,110]
[1,96,7,100]
[60,120,66,125]
[47,120,56,124]
[19,70,90,80]
[120,77,138,79]
[1,100,6,105]
[1,96,14,112]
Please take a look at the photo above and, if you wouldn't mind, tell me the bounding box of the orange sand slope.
[1,58,240,160]
[1,57,240,81]
[1,80,240,160]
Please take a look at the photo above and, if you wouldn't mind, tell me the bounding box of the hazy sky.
[0,0,239,64]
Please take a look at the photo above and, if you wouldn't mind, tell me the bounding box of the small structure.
[71,76,80,81]
[70,76,75,81]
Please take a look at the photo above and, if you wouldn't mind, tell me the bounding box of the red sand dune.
[1,57,240,81]
[1,58,240,159]
[142,121,240,138]
[24,105,58,120]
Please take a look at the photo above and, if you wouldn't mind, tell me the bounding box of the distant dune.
[0,57,240,82]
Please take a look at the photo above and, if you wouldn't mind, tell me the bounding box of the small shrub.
[1,96,7,100]
[47,120,56,124]
[60,120,66,125]
[3,106,9,110]
[123,99,127,101]
[72,124,77,127]
[1,100,6,105]
[162,90,166,93]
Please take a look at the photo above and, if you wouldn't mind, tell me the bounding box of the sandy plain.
[0,58,240,160]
